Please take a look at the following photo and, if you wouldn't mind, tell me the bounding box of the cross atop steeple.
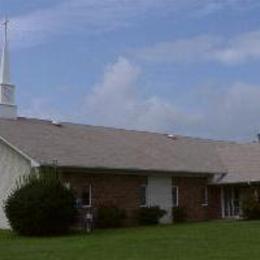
[3,17,9,43]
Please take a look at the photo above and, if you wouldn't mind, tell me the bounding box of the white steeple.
[0,18,10,85]
[0,17,17,119]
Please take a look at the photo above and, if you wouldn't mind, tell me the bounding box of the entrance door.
[223,186,241,218]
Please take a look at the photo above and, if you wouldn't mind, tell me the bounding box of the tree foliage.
[4,167,76,236]
[242,191,260,220]
[96,205,126,228]
[138,206,166,225]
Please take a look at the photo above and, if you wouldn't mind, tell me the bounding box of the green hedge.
[96,205,126,228]
[4,168,76,236]
[172,207,186,223]
[242,192,260,220]
[138,206,166,225]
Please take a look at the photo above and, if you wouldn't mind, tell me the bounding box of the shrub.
[242,193,260,220]
[4,167,76,236]
[96,205,126,228]
[138,206,166,225]
[172,207,186,223]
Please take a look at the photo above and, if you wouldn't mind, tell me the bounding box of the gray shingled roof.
[1,117,260,183]
[0,117,224,175]
[215,142,260,184]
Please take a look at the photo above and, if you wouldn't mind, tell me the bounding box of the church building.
[1,19,260,229]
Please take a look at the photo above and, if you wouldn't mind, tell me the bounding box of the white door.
[223,186,241,218]
[147,176,172,224]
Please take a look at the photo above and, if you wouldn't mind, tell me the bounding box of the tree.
[4,167,76,236]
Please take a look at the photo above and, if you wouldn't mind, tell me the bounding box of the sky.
[1,0,260,141]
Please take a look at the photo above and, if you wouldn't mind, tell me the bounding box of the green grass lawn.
[1,221,260,260]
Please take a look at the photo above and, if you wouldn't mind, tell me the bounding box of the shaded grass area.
[1,221,260,260]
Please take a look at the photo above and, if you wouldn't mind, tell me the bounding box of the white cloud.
[214,31,260,64]
[193,83,260,140]
[7,0,258,49]
[82,57,199,132]
[7,0,177,48]
[194,0,260,16]
[135,35,222,63]
[135,31,260,65]
[20,57,260,141]
[82,57,260,141]
[20,97,65,121]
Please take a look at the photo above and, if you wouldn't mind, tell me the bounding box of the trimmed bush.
[172,207,186,223]
[138,206,166,225]
[242,192,260,220]
[96,205,126,228]
[4,167,76,236]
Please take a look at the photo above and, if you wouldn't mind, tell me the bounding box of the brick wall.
[173,177,222,221]
[208,186,222,219]
[62,172,222,226]
[62,172,146,225]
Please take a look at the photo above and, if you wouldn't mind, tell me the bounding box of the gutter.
[58,165,216,177]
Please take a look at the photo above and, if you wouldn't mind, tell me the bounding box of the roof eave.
[211,180,260,186]
[0,135,40,167]
[52,165,218,177]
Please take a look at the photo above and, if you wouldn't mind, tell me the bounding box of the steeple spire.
[0,17,17,119]
[0,17,10,84]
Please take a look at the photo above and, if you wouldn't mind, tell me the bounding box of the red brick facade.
[63,172,146,208]
[208,186,222,219]
[62,171,222,226]
[62,172,146,225]
[173,177,221,221]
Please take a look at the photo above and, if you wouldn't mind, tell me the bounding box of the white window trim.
[64,182,71,190]
[172,185,179,207]
[254,188,259,202]
[221,187,225,218]
[201,186,208,207]
[140,184,148,207]
[82,184,92,208]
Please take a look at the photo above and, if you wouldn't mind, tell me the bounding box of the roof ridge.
[4,116,256,145]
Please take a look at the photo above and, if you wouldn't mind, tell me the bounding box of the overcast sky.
[2,0,260,141]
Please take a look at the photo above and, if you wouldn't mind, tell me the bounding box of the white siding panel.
[147,176,172,224]
[0,141,31,229]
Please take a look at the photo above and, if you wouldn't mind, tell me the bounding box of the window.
[201,186,208,206]
[172,185,179,207]
[81,184,91,207]
[64,182,71,190]
[254,188,260,202]
[140,184,147,206]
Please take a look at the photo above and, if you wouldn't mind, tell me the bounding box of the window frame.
[64,182,71,190]
[139,184,147,207]
[172,185,179,207]
[201,186,208,207]
[81,184,92,208]
[254,187,260,202]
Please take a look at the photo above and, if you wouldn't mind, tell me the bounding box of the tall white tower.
[0,18,17,119]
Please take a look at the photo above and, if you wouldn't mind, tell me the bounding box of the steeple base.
[0,103,17,119]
